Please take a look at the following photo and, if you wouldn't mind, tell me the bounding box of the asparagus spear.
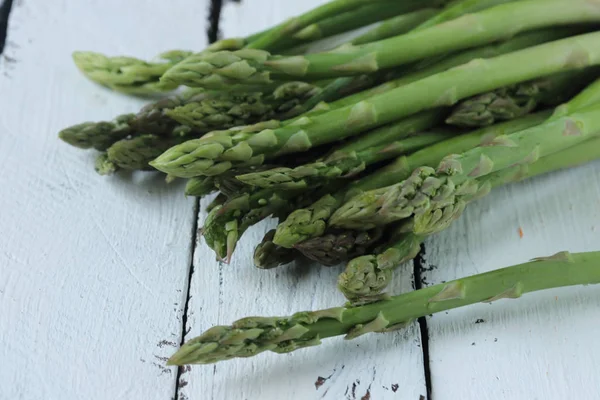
[58,88,207,151]
[288,2,437,45]
[292,0,548,117]
[165,82,321,131]
[321,27,583,112]
[202,187,314,262]
[330,100,600,230]
[105,133,188,171]
[412,0,519,32]
[349,8,440,46]
[59,114,136,151]
[254,230,301,270]
[186,176,217,197]
[160,0,600,88]
[235,110,450,190]
[272,111,550,248]
[244,0,395,51]
[294,227,385,267]
[339,136,600,300]
[168,251,600,365]
[153,30,600,178]
[73,50,192,95]
[446,69,598,128]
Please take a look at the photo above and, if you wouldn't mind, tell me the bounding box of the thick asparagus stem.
[338,135,600,300]
[153,31,600,178]
[168,251,600,365]
[161,1,600,87]
[329,102,600,230]
[272,111,550,248]
[323,27,583,112]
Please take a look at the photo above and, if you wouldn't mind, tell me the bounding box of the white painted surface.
[2,1,599,400]
[0,1,209,399]
[423,162,600,400]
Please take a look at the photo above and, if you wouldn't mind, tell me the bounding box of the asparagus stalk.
[272,111,550,248]
[235,110,450,190]
[289,2,437,45]
[105,133,190,171]
[58,88,207,151]
[59,114,136,151]
[412,0,519,32]
[330,102,600,230]
[295,227,385,267]
[202,188,315,262]
[446,69,599,128]
[254,230,301,270]
[339,136,600,300]
[350,9,440,46]
[287,0,530,122]
[160,1,600,88]
[165,82,321,131]
[73,50,192,95]
[186,176,217,197]
[153,30,600,178]
[322,27,583,112]
[168,251,600,365]
[244,0,394,51]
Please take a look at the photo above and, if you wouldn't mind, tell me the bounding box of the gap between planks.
[0,0,14,54]
[173,1,224,399]
[414,244,433,400]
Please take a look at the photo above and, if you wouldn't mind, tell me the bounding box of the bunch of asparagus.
[59,0,600,366]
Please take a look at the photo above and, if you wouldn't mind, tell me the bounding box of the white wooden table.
[1,1,599,399]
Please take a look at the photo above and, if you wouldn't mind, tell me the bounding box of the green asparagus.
[254,230,301,269]
[168,251,600,365]
[236,110,450,190]
[245,0,395,51]
[330,102,600,230]
[165,82,321,131]
[59,114,136,151]
[446,69,598,127]
[272,111,550,248]
[294,227,385,267]
[73,50,192,95]
[339,135,600,300]
[153,30,600,178]
[160,1,600,88]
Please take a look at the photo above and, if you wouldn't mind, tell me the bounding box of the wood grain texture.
[422,161,600,400]
[178,2,427,400]
[0,1,209,399]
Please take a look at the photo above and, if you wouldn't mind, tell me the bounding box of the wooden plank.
[179,2,427,399]
[422,161,600,399]
[0,1,210,399]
